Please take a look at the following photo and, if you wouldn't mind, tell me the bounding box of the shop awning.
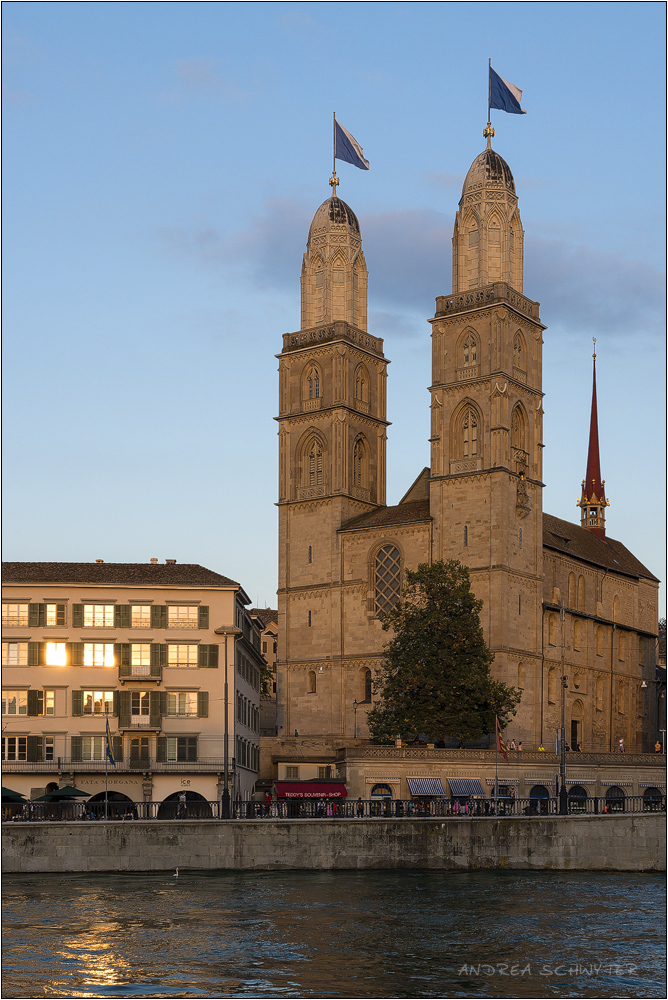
[406,778,446,796]
[274,781,348,799]
[447,778,486,798]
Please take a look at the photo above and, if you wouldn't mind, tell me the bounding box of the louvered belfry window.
[308,442,323,486]
[375,545,401,613]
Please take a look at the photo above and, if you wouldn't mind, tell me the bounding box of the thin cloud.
[157,200,664,340]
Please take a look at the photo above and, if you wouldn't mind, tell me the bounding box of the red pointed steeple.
[577,342,609,539]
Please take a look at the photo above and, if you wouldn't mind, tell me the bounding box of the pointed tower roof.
[577,345,609,539]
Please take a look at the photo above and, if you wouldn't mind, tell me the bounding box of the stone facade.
[276,142,660,752]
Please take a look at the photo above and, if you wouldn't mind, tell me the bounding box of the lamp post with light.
[214,625,241,818]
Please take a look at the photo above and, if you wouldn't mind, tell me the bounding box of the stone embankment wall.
[2,815,665,874]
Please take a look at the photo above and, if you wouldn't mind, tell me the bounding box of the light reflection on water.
[1,870,665,998]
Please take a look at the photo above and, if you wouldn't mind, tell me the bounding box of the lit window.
[2,642,28,666]
[131,644,151,674]
[2,603,28,627]
[131,605,151,628]
[81,736,105,761]
[44,736,55,760]
[165,736,197,762]
[2,736,27,761]
[46,604,66,626]
[82,690,114,715]
[2,690,28,715]
[46,642,67,666]
[45,690,55,716]
[167,606,198,629]
[83,643,115,667]
[83,605,115,627]
[166,692,198,716]
[168,644,199,668]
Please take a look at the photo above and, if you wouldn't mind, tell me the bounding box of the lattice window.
[355,364,368,401]
[511,405,526,452]
[353,438,367,488]
[306,366,320,399]
[308,441,323,486]
[513,332,525,370]
[375,545,401,613]
[462,408,478,458]
[462,333,477,367]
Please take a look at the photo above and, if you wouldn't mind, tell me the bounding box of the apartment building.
[1,560,265,807]
[251,607,278,735]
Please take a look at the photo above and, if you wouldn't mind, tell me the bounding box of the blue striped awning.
[406,778,446,796]
[448,778,486,798]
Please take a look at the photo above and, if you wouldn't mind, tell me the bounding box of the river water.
[2,870,665,998]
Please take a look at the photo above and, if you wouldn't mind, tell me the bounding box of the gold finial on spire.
[483,121,495,148]
[592,337,596,360]
[329,171,339,197]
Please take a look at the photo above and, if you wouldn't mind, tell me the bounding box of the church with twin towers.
[274,130,659,752]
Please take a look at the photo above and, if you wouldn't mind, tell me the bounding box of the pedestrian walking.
[356,797,364,818]
[618,738,625,753]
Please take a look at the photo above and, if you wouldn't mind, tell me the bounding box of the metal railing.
[3,794,664,823]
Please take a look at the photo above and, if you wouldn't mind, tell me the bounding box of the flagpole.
[484,59,494,146]
[330,112,339,197]
[494,714,498,815]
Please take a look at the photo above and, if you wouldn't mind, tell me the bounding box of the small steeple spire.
[577,340,610,539]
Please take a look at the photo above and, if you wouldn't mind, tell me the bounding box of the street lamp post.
[559,604,568,815]
[215,625,241,819]
[353,699,358,739]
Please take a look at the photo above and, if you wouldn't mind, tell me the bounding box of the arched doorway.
[529,784,550,815]
[642,787,664,812]
[157,790,212,820]
[570,699,584,750]
[568,784,588,814]
[604,785,626,813]
[87,790,137,820]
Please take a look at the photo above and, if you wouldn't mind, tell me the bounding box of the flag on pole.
[496,717,509,763]
[334,120,370,170]
[105,717,116,766]
[490,67,527,115]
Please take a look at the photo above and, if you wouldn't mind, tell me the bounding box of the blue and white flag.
[105,717,116,766]
[334,120,370,170]
[490,67,527,115]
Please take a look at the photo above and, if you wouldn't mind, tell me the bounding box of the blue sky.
[3,2,665,613]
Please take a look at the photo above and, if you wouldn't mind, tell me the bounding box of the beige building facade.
[276,140,660,752]
[2,561,264,805]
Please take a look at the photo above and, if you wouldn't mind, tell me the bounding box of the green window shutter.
[187,737,198,762]
[116,643,130,675]
[72,690,84,716]
[149,690,162,728]
[114,605,131,628]
[70,642,84,666]
[71,736,83,763]
[27,690,44,716]
[198,606,209,629]
[198,644,219,668]
[28,603,46,627]
[113,691,120,717]
[156,736,167,763]
[151,605,167,629]
[72,604,84,628]
[28,642,40,666]
[197,691,209,718]
[160,691,169,715]
[27,735,43,762]
[119,691,132,728]
[150,643,166,670]
[112,736,123,762]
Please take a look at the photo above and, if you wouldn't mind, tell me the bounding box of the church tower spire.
[577,344,609,539]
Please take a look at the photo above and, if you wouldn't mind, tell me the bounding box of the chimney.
[150,558,158,565]
[95,559,104,564]
[165,559,176,564]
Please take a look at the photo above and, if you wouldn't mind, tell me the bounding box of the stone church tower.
[428,138,546,739]
[275,142,659,750]
[276,193,389,734]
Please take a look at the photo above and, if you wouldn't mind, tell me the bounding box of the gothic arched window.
[300,434,326,493]
[352,437,368,489]
[618,632,626,661]
[511,405,526,454]
[517,662,525,690]
[361,667,372,703]
[568,573,576,609]
[577,576,586,612]
[573,619,582,651]
[613,595,620,622]
[596,626,605,656]
[374,544,401,614]
[548,614,559,646]
[548,667,556,704]
[307,670,317,694]
[304,365,321,400]
[355,364,369,402]
[458,405,479,459]
[513,332,526,371]
[461,332,478,368]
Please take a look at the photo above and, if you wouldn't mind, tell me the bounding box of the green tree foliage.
[367,560,520,744]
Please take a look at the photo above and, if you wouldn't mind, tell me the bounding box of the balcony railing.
[1,757,228,772]
[2,794,664,824]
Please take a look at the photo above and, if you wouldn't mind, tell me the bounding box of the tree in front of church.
[367,560,521,744]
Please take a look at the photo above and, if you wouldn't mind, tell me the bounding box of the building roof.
[463,147,515,194]
[251,607,278,627]
[1,561,239,588]
[341,499,431,533]
[542,515,658,582]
